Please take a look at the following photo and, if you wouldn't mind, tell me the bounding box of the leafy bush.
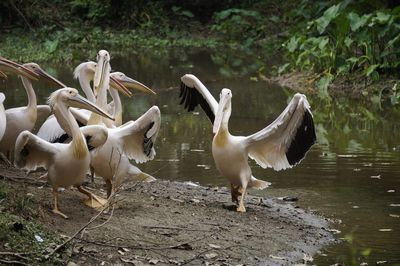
[281,1,400,94]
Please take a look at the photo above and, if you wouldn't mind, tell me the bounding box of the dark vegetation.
[0,0,399,98]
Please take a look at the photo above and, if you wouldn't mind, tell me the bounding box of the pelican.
[0,63,66,160]
[37,62,154,143]
[88,50,161,197]
[179,74,316,212]
[15,87,114,219]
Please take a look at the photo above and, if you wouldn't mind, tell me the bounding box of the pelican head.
[0,57,39,80]
[94,50,111,95]
[48,87,114,121]
[110,72,156,95]
[213,88,232,134]
[23,63,66,88]
[74,61,131,97]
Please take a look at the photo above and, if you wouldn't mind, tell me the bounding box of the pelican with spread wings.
[179,74,316,212]
[15,88,114,218]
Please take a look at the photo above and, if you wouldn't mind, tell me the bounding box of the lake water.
[1,48,399,265]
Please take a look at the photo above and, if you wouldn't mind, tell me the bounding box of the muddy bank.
[0,165,336,265]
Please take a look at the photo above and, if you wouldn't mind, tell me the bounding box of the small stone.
[67,262,78,266]
[204,252,218,259]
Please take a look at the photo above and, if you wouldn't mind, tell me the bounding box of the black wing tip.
[143,122,155,157]
[286,110,316,166]
[178,80,215,124]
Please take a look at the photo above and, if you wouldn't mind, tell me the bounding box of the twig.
[86,205,115,230]
[0,174,46,186]
[142,225,210,232]
[0,259,29,266]
[45,193,117,258]
[8,0,35,32]
[150,161,172,175]
[0,252,29,260]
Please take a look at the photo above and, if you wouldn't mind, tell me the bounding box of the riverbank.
[0,164,336,265]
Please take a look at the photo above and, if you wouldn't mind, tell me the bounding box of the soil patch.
[0,164,336,265]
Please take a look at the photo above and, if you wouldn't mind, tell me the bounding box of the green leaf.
[348,12,370,31]
[278,63,290,74]
[44,40,58,54]
[318,37,329,50]
[364,64,379,77]
[315,4,340,34]
[361,248,372,257]
[286,36,299,53]
[344,36,353,48]
[181,10,194,18]
[374,12,391,24]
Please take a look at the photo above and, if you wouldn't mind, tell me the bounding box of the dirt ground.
[0,164,336,266]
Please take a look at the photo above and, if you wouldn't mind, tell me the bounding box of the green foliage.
[211,8,263,40]
[282,0,400,100]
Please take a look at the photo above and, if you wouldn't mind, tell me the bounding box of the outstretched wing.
[37,115,66,142]
[111,106,161,163]
[79,125,108,151]
[36,105,51,122]
[244,93,316,171]
[179,74,218,124]
[15,130,59,171]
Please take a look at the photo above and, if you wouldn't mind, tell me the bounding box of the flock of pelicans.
[0,50,316,218]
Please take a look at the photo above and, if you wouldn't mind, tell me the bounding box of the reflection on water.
[1,49,399,265]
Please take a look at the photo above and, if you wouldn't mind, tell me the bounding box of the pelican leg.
[0,152,12,167]
[237,186,247,213]
[52,188,68,219]
[230,184,241,204]
[77,185,108,209]
[90,166,95,183]
[105,179,113,198]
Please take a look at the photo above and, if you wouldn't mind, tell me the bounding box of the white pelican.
[37,62,154,142]
[0,63,66,160]
[15,87,114,219]
[179,74,316,212]
[88,50,161,197]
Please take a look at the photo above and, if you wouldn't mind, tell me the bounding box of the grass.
[0,181,63,265]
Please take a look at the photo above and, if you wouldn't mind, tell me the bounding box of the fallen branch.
[0,259,29,266]
[0,252,29,261]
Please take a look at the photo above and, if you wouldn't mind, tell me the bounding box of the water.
[1,49,399,265]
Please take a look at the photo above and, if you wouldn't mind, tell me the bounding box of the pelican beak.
[0,71,7,79]
[213,91,230,134]
[93,53,109,94]
[0,58,39,80]
[118,76,156,95]
[68,94,115,121]
[33,66,66,88]
[110,76,132,97]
